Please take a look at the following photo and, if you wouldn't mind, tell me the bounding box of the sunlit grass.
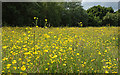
[2,27,119,73]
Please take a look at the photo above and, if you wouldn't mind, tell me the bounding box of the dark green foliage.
[87,13,102,27]
[87,5,114,19]
[2,2,37,27]
[2,2,119,27]
[102,12,120,26]
[61,2,88,27]
[115,9,120,26]
[87,5,117,27]
[3,2,87,27]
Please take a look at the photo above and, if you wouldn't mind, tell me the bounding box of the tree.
[115,9,120,13]
[102,12,118,26]
[2,2,88,27]
[87,13,102,27]
[61,2,88,27]
[2,2,64,27]
[87,5,114,19]
[2,2,39,27]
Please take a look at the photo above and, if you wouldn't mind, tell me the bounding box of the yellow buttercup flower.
[47,63,50,65]
[112,37,115,40]
[54,36,56,38]
[98,52,101,55]
[19,58,21,61]
[105,70,109,73]
[23,48,27,51]
[112,72,117,73]
[12,60,17,64]
[91,59,95,62]
[2,70,4,72]
[3,46,8,49]
[77,53,79,55]
[25,27,28,29]
[63,64,66,66]
[44,50,48,52]
[81,24,83,27]
[45,68,48,70]
[13,66,17,70]
[45,19,47,22]
[21,65,26,71]
[6,64,11,69]
[22,61,26,64]
[53,55,57,58]
[36,26,38,27]
[103,66,106,68]
[34,17,36,19]
[105,50,107,52]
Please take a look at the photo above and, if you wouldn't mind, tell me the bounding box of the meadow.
[2,27,119,73]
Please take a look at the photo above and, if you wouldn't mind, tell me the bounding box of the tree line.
[2,2,120,27]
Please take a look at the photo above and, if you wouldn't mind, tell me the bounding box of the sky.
[82,0,120,2]
[81,2,119,12]
[81,0,120,12]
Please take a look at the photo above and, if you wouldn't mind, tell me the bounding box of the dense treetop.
[2,2,120,27]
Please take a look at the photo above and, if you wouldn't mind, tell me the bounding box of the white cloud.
[81,2,118,11]
[82,0,120,2]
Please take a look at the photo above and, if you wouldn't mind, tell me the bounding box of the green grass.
[2,27,119,73]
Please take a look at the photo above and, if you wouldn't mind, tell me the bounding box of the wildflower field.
[2,27,119,73]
